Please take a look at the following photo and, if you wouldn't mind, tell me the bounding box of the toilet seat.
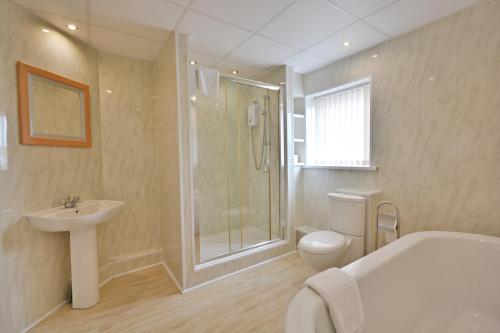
[299,231,346,255]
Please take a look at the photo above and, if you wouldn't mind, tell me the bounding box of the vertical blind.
[306,83,371,166]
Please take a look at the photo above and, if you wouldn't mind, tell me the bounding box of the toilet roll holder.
[375,201,400,249]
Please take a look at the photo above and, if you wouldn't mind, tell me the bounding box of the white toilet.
[298,192,366,271]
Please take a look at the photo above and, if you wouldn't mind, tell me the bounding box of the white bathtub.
[286,231,500,333]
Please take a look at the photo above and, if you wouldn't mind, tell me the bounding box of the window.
[306,78,371,168]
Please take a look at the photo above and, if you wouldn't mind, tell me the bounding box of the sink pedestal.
[70,226,99,309]
[25,200,124,310]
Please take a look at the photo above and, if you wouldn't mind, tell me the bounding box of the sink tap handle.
[59,196,81,208]
[72,196,81,205]
[60,196,70,206]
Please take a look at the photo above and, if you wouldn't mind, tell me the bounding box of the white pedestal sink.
[26,200,124,309]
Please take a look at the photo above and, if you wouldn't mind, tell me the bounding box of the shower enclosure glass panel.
[192,77,281,264]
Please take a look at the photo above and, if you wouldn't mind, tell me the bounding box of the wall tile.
[297,1,500,241]
[97,53,162,278]
[0,2,102,331]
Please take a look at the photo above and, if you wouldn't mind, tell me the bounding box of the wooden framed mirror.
[17,62,92,147]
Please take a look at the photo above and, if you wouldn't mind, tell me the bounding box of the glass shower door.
[224,79,244,253]
[193,76,281,264]
[233,83,272,251]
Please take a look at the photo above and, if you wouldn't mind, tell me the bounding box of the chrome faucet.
[60,196,81,209]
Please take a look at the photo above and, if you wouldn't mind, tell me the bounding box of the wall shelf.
[293,93,306,169]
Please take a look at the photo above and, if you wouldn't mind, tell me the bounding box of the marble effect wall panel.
[0,1,102,332]
[156,34,184,286]
[0,2,173,331]
[298,1,500,238]
[97,53,162,281]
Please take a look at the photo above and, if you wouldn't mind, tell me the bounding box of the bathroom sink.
[26,200,124,232]
[26,200,124,309]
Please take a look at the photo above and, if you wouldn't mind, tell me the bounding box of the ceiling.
[11,0,483,78]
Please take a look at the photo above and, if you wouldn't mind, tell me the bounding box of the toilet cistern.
[298,192,366,271]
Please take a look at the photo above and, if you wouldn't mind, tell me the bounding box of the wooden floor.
[31,253,316,333]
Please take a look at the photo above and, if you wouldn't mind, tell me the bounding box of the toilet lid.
[299,231,346,255]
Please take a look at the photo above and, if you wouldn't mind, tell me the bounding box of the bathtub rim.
[286,231,500,333]
[342,231,500,282]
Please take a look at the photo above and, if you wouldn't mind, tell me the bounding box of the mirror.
[17,62,91,147]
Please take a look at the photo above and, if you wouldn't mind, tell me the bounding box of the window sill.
[300,165,378,171]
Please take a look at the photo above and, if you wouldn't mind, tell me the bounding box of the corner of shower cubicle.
[178,63,296,290]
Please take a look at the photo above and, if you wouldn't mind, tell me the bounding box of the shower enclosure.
[190,74,283,264]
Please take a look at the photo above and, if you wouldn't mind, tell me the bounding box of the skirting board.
[182,250,297,293]
[162,262,183,292]
[99,262,165,287]
[163,251,298,294]
[22,259,164,333]
[99,247,163,283]
[21,300,68,333]
[22,251,297,332]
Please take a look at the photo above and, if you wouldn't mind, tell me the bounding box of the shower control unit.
[247,101,260,128]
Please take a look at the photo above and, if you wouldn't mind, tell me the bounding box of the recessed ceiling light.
[189,60,197,65]
[105,89,112,94]
[372,54,379,58]
[42,28,50,33]
[230,69,238,74]
[429,77,436,81]
[67,24,78,31]
[343,41,351,47]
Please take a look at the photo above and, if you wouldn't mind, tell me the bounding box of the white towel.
[197,66,219,97]
[305,268,364,333]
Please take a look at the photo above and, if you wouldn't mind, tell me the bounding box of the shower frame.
[189,72,291,269]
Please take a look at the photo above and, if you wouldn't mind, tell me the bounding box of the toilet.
[298,192,366,271]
